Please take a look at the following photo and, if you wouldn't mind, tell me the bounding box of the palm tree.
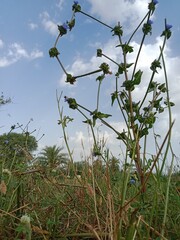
[38,145,69,171]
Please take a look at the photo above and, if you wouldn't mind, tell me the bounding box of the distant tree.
[38,145,69,171]
[0,132,37,169]
[73,160,89,175]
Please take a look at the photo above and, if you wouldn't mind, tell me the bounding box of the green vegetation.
[1,1,180,239]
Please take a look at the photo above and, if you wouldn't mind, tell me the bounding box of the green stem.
[102,53,119,66]
[161,148,174,239]
[139,35,167,110]
[96,80,102,111]
[79,10,113,30]
[56,92,74,163]
[56,56,68,75]
[76,103,126,144]
[127,12,149,44]
[130,11,151,82]
[115,78,129,134]
[75,69,102,79]
[54,33,61,48]
[119,120,174,216]
[159,49,172,174]
[76,107,97,147]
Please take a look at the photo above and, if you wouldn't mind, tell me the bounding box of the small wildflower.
[161,21,172,39]
[20,215,31,225]
[72,1,81,12]
[64,96,69,102]
[152,0,158,5]
[2,168,11,176]
[129,178,136,185]
[20,215,31,235]
[165,23,173,30]
[58,23,69,36]
[62,22,69,30]
[0,180,7,195]
[147,19,153,25]
[148,0,158,13]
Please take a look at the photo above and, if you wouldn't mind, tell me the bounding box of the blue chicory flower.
[147,19,153,25]
[152,0,158,5]
[64,96,69,102]
[165,23,173,30]
[129,178,136,185]
[62,22,69,30]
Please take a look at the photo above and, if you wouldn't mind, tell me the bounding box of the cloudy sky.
[1,0,180,165]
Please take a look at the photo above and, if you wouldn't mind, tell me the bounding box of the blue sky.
[1,0,180,165]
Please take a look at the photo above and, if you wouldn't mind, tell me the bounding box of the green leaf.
[117,131,127,141]
[91,110,112,126]
[83,119,92,125]
[153,97,163,109]
[150,59,162,73]
[116,44,134,54]
[111,91,118,106]
[122,80,135,91]
[139,128,149,138]
[96,74,105,82]
[164,101,175,107]
[148,81,158,93]
[158,83,166,93]
[134,70,143,85]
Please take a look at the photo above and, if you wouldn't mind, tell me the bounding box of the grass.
[0,151,180,239]
[1,1,180,239]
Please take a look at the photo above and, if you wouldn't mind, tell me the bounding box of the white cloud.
[40,11,58,36]
[66,120,128,160]
[30,49,44,59]
[28,22,38,30]
[59,54,103,86]
[88,0,149,32]
[0,39,4,48]
[56,0,64,10]
[0,42,43,68]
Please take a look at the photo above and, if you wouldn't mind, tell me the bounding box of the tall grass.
[0,1,180,239]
